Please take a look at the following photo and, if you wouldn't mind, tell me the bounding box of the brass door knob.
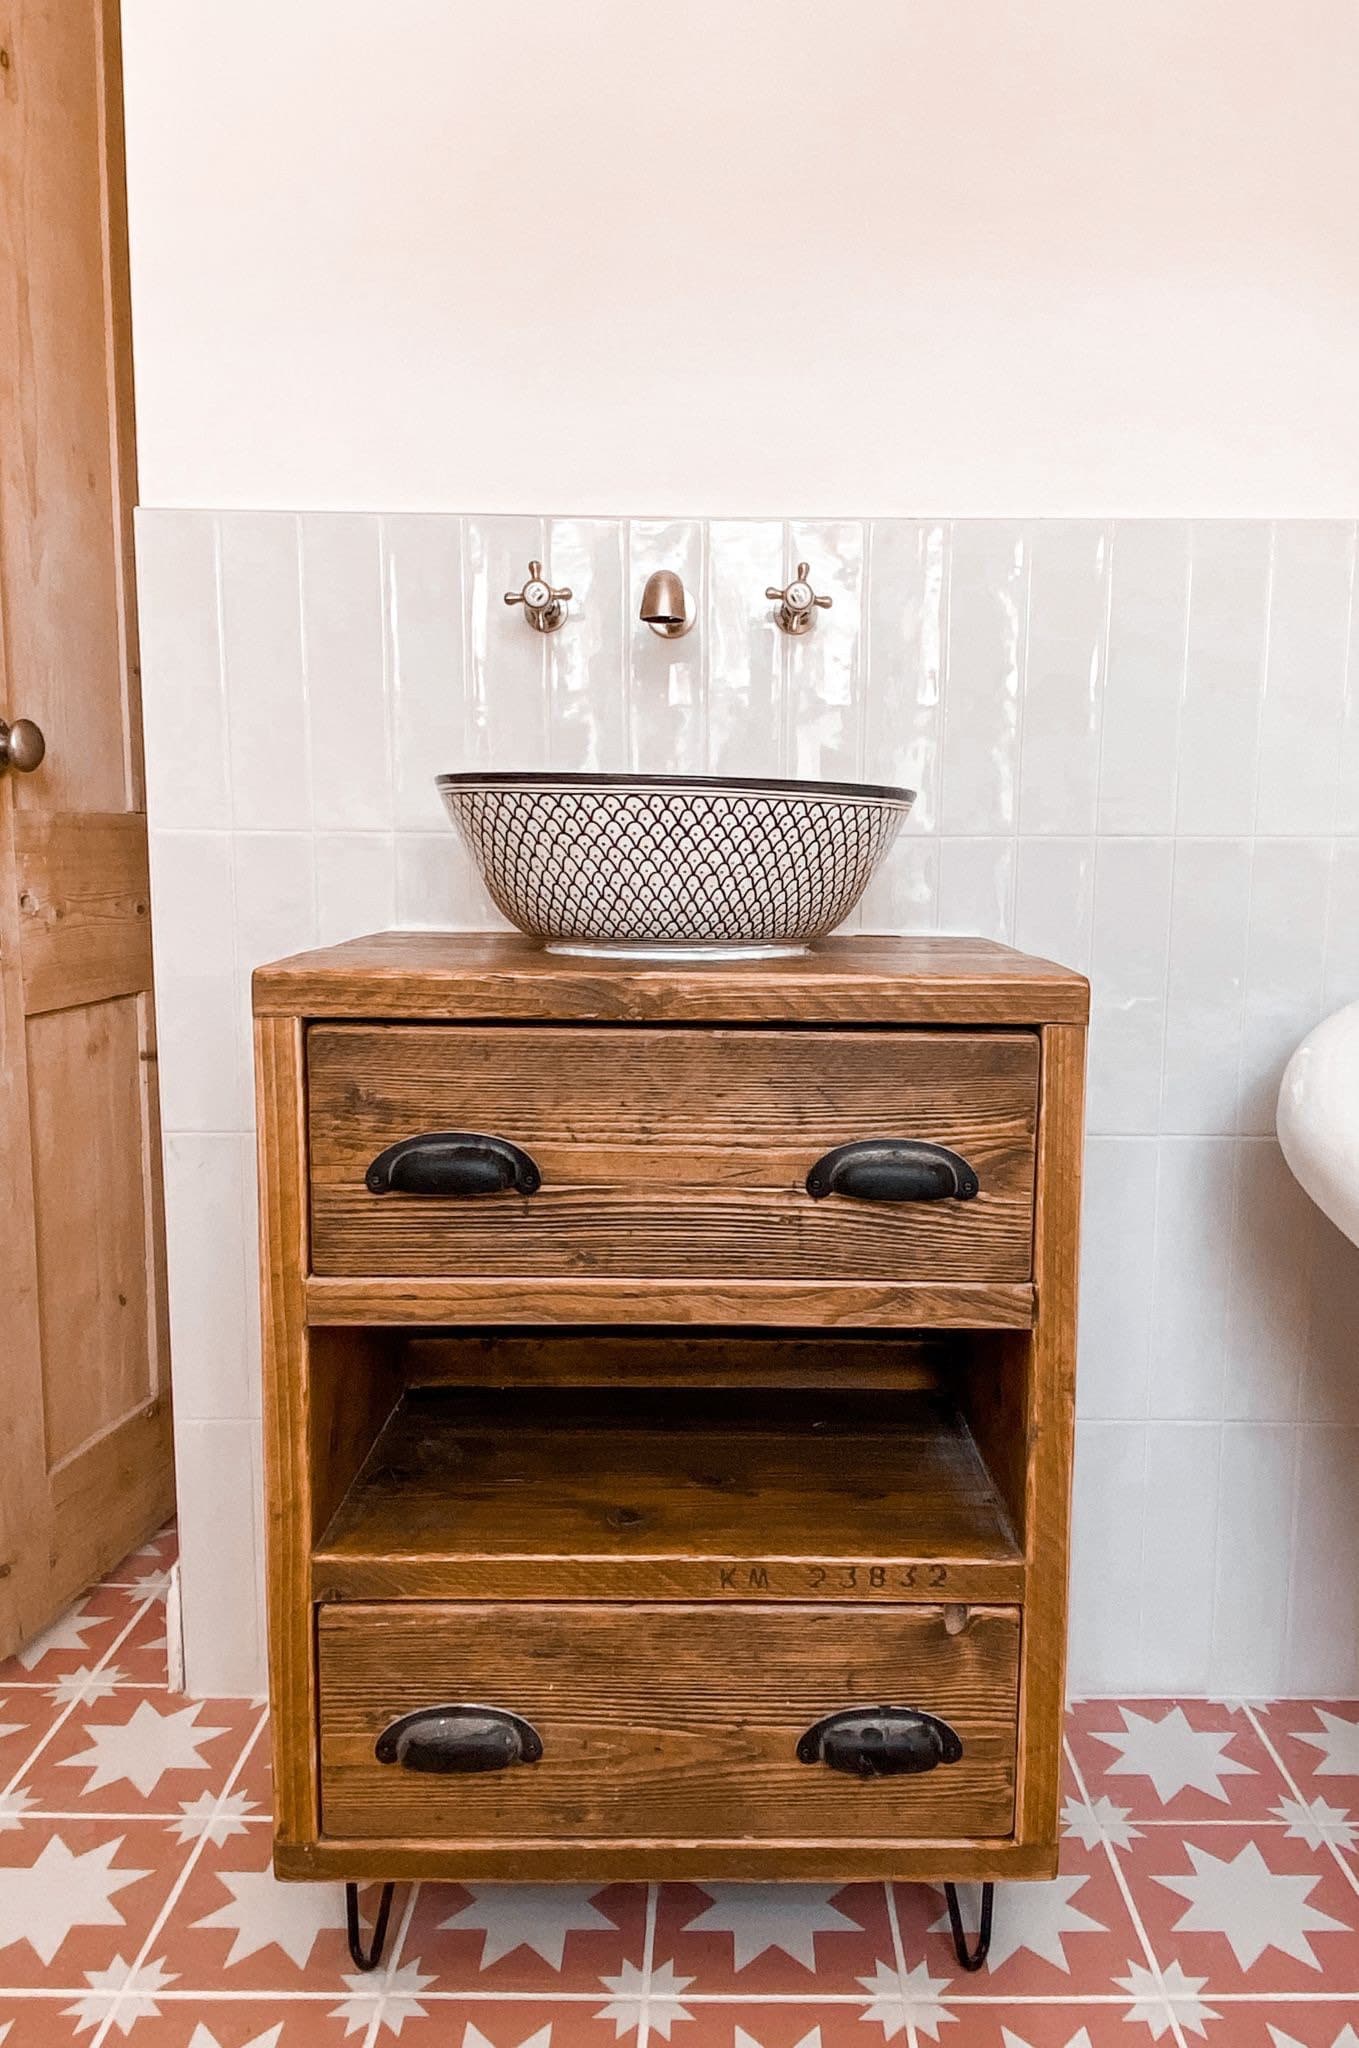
[504,561,572,634]
[0,717,46,774]
[766,563,833,636]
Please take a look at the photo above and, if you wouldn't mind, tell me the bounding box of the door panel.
[0,0,173,1655]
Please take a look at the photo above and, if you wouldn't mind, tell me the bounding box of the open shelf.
[312,1386,1024,1606]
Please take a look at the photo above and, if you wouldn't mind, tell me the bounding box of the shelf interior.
[313,1383,1022,1598]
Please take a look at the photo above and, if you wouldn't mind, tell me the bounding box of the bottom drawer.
[317,1601,1021,1845]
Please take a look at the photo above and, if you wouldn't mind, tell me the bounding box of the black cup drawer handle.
[365,1132,541,1197]
[375,1705,544,1773]
[805,1139,979,1203]
[797,1705,963,1777]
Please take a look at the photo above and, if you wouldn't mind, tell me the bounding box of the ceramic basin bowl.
[437,770,915,959]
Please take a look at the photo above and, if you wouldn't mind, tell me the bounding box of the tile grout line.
[634,1877,658,2048]
[1063,1731,1194,2048]
[1242,1701,1359,1907]
[86,1703,270,2048]
[880,1875,919,2048]
[2,1593,165,1800]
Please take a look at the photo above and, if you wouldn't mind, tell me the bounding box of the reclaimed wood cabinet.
[253,932,1086,1958]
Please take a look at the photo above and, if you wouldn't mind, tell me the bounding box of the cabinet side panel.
[255,1015,318,1848]
[1016,1021,1085,1855]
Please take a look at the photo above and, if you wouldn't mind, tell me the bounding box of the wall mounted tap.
[504,561,572,633]
[767,563,833,635]
[639,568,694,640]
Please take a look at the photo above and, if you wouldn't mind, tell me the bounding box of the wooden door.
[0,0,173,1656]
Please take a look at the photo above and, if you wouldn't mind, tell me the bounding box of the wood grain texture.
[309,1025,1037,1283]
[402,1329,945,1392]
[317,1601,1020,1845]
[0,0,171,1656]
[312,1388,1022,1604]
[14,812,152,1012]
[253,930,1090,1025]
[1014,1022,1085,1855]
[306,1275,1036,1330]
[275,1835,1057,1886]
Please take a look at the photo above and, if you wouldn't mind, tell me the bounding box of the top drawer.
[307,1025,1038,1283]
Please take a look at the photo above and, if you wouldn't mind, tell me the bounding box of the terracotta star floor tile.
[1192,2000,1359,2046]
[395,1879,646,1993]
[105,1998,366,2047]
[1113,1819,1359,1997]
[1264,1700,1359,1808]
[343,1992,643,2048]
[17,1688,260,1819]
[0,1586,144,1691]
[0,1996,92,2047]
[154,1822,404,1995]
[1067,1697,1292,1824]
[0,1685,67,1787]
[106,1524,179,1585]
[115,1600,175,1690]
[891,1836,1144,1999]
[652,1880,893,1996]
[0,1815,191,1991]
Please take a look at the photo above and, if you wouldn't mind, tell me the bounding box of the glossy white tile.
[1300,1212,1359,1425]
[395,829,499,930]
[135,513,231,830]
[1067,1422,1146,1696]
[385,513,466,827]
[1077,1136,1158,1421]
[219,513,310,831]
[705,520,784,778]
[1013,837,1095,975]
[1097,522,1190,835]
[465,513,547,766]
[1287,1426,1359,1695]
[863,520,946,826]
[856,833,939,934]
[174,1420,263,1697]
[1338,580,1359,835]
[1087,836,1173,1135]
[784,519,865,784]
[1257,521,1356,834]
[1147,1136,1238,1420]
[1160,837,1251,1135]
[161,1134,254,1423]
[547,517,627,772]
[315,831,398,946]
[936,837,1014,942]
[301,514,390,829]
[627,519,705,774]
[1324,840,1359,1012]
[1238,837,1330,1134]
[1137,1423,1221,1693]
[940,522,1027,834]
[148,829,244,1133]
[1211,1423,1296,1697]
[1223,1138,1315,1421]
[1176,522,1270,834]
[1018,521,1109,834]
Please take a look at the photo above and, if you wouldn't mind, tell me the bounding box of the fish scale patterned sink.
[437,771,915,960]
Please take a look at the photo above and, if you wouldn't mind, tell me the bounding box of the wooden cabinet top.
[252,931,1088,1026]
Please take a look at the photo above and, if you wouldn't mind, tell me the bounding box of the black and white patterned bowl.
[436,771,915,958]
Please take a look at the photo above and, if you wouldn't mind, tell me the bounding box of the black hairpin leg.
[942,1881,994,1972]
[346,1881,395,1971]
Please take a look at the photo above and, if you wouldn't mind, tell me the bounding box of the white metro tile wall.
[135,512,1359,1699]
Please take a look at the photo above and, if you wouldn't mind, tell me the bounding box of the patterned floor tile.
[1114,1819,1359,1996]
[891,1836,1145,1999]
[339,1994,644,2048]
[0,1685,67,1788]
[106,1524,179,1586]
[0,1815,191,1990]
[115,1601,174,1691]
[1067,1698,1292,1824]
[396,1879,646,1993]
[0,1586,146,1691]
[1263,1701,1359,1809]
[101,2001,363,2047]
[1194,2003,1359,2046]
[17,1688,259,1819]
[154,1822,401,1994]
[652,1880,892,1995]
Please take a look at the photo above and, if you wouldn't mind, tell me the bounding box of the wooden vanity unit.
[252,931,1087,1943]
